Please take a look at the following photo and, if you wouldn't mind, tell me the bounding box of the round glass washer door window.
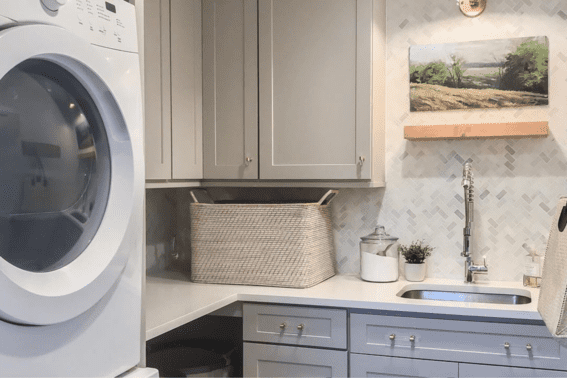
[0,59,111,273]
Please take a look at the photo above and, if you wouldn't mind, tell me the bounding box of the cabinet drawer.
[351,313,567,371]
[459,363,567,377]
[350,353,458,378]
[243,303,347,349]
[244,342,347,378]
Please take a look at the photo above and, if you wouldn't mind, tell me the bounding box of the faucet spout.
[460,162,487,283]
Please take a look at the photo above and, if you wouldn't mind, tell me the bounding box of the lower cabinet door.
[459,363,567,377]
[350,353,458,378]
[243,342,347,377]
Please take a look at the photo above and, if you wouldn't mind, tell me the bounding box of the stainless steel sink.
[397,285,532,305]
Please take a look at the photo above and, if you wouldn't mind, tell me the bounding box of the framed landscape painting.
[409,36,548,112]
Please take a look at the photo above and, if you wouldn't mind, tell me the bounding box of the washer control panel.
[0,0,137,53]
[72,0,136,51]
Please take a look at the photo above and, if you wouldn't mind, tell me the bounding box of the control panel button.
[88,18,96,32]
[41,0,68,12]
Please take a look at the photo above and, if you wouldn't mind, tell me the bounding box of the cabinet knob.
[297,324,304,331]
[389,334,395,340]
[526,344,532,351]
[245,156,253,165]
[279,323,286,330]
[359,156,366,165]
[409,335,415,342]
[504,342,510,349]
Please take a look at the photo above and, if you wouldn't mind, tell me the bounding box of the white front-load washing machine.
[0,0,147,376]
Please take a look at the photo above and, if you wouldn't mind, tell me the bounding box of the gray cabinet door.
[202,0,258,179]
[350,353,459,378]
[459,363,567,377]
[170,0,202,179]
[258,0,372,180]
[144,0,202,180]
[144,0,171,180]
[244,343,347,378]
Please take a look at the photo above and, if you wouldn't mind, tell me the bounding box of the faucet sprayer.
[460,162,488,283]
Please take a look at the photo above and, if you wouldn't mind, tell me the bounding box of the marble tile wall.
[145,189,177,274]
[147,0,567,283]
[333,0,567,282]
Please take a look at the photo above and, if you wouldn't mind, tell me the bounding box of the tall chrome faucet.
[461,162,488,283]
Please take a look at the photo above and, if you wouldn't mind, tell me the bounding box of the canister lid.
[361,225,398,242]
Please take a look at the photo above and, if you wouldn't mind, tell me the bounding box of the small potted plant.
[398,240,433,282]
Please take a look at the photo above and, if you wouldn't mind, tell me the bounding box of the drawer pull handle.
[526,344,532,351]
[297,324,304,331]
[409,335,415,342]
[279,323,286,330]
[389,334,395,340]
[504,342,510,349]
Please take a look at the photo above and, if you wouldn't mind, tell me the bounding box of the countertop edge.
[146,293,239,340]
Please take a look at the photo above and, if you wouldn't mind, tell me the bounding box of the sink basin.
[397,284,532,305]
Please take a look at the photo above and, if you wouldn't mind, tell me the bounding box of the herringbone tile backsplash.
[147,0,567,283]
[331,0,567,282]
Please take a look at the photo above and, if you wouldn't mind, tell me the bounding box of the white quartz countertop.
[145,272,543,340]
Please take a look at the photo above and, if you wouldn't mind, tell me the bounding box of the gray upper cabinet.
[144,0,170,180]
[259,0,372,180]
[202,0,258,179]
[144,0,202,182]
[202,0,385,184]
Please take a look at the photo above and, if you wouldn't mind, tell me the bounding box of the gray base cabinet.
[244,343,347,378]
[242,304,567,377]
[243,303,348,377]
[350,353,458,378]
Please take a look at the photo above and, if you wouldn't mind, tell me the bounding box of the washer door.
[0,24,135,325]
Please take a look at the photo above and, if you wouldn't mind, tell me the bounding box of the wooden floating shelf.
[404,121,548,141]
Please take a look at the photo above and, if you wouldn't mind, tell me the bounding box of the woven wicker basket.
[189,190,338,288]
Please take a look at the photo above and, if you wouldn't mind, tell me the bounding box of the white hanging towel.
[538,196,567,339]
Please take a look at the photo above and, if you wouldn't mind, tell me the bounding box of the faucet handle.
[475,258,489,273]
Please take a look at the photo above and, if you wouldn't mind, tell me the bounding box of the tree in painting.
[446,55,467,89]
[500,40,548,95]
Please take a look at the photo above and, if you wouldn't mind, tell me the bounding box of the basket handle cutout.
[558,204,567,232]
[190,189,215,204]
[317,190,339,206]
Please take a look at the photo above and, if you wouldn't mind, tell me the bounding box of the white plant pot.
[404,262,426,282]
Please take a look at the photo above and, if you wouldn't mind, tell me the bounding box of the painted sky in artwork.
[410,36,548,66]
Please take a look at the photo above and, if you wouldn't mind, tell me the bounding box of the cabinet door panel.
[244,343,347,378]
[459,363,567,377]
[259,0,372,180]
[350,353,458,378]
[203,0,258,179]
[144,0,171,180]
[170,0,202,179]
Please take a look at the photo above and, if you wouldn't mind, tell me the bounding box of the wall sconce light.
[458,0,487,17]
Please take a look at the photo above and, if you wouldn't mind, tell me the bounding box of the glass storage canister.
[360,225,399,282]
